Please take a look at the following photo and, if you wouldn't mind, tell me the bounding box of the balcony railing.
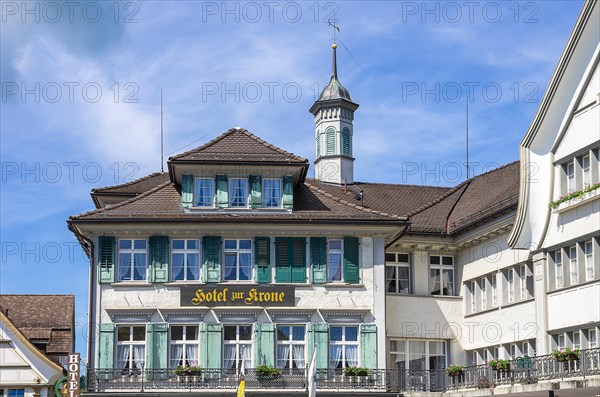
[86,347,600,393]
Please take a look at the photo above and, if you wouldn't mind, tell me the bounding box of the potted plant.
[255,365,282,379]
[445,365,466,377]
[551,347,580,362]
[344,366,369,377]
[175,365,202,376]
[488,359,510,372]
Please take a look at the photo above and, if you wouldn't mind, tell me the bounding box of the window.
[275,238,306,283]
[585,240,594,281]
[522,342,530,357]
[429,255,454,295]
[229,178,248,207]
[470,281,477,313]
[118,239,147,281]
[326,127,336,155]
[557,333,566,349]
[573,331,581,350]
[569,245,578,285]
[329,326,358,369]
[386,253,411,294]
[480,278,487,310]
[170,325,199,368]
[263,179,282,208]
[171,240,200,281]
[509,344,518,359]
[194,177,214,207]
[582,155,591,188]
[390,340,446,371]
[224,239,252,281]
[491,274,498,307]
[7,390,24,397]
[519,265,528,300]
[507,269,514,303]
[555,251,563,288]
[116,325,146,369]
[316,132,321,157]
[223,325,252,370]
[328,239,344,282]
[589,329,598,348]
[341,128,351,156]
[276,325,305,369]
[566,161,575,193]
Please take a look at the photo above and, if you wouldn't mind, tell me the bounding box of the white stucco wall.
[547,281,600,331]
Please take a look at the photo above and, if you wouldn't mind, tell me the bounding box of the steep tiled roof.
[169,128,309,164]
[0,295,74,354]
[306,179,450,218]
[70,181,406,224]
[92,172,169,194]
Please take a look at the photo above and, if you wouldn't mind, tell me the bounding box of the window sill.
[321,283,365,288]
[164,281,204,286]
[110,282,153,287]
[464,306,500,318]
[186,207,290,213]
[498,297,535,309]
[385,293,461,299]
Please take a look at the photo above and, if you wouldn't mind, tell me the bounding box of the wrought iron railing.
[86,347,600,392]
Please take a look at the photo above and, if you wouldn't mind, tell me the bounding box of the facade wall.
[547,281,600,331]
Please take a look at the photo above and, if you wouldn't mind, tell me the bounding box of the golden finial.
[332,43,337,49]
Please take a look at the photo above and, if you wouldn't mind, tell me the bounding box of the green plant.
[551,347,580,362]
[488,359,510,371]
[344,366,369,377]
[549,182,600,209]
[445,365,466,376]
[256,365,282,378]
[174,365,202,375]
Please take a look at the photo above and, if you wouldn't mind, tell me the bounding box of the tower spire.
[332,43,338,78]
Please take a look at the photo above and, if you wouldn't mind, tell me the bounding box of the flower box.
[488,359,510,372]
[551,348,580,362]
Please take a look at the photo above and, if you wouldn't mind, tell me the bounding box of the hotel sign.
[180,285,295,307]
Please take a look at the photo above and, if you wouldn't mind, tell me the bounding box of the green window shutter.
[148,323,168,370]
[310,237,327,284]
[200,323,223,369]
[203,236,222,282]
[216,175,228,208]
[291,238,306,283]
[275,238,291,283]
[360,324,377,369]
[98,236,115,284]
[316,133,321,157]
[344,237,360,284]
[249,175,262,208]
[149,236,169,283]
[326,127,336,155]
[255,237,271,283]
[254,323,275,366]
[282,176,294,209]
[182,174,193,208]
[342,128,351,156]
[98,323,115,368]
[308,323,329,370]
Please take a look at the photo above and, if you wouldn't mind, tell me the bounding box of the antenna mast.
[160,88,164,173]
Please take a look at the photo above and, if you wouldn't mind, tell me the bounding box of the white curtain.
[119,254,131,281]
[330,345,342,368]
[117,345,129,369]
[442,269,453,294]
[346,346,358,367]
[132,345,145,369]
[277,345,290,368]
[170,344,183,368]
[171,253,185,280]
[187,253,200,281]
[186,345,198,366]
[241,345,251,370]
[224,345,236,369]
[240,253,252,281]
[292,345,305,369]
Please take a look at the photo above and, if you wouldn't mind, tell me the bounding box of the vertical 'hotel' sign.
[67,353,80,397]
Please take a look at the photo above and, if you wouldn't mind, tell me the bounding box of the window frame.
[565,160,575,193]
[169,325,199,368]
[228,178,248,208]
[327,239,344,282]
[480,278,487,310]
[429,255,455,296]
[491,273,498,307]
[262,178,282,208]
[329,325,359,369]
[385,253,411,294]
[116,325,146,370]
[507,268,515,303]
[170,239,201,281]
[554,250,564,289]
[194,177,215,207]
[276,325,306,369]
[568,245,578,285]
[117,239,148,282]
[584,240,594,281]
[223,324,253,370]
[223,239,253,281]
[390,339,447,371]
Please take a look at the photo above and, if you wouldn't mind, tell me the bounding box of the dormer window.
[263,178,282,208]
[194,178,214,207]
[229,178,248,207]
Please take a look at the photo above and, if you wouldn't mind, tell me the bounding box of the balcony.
[86,347,600,394]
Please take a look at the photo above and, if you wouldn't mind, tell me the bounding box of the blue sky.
[0,1,585,360]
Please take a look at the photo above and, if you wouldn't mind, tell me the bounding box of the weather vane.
[327,12,340,44]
